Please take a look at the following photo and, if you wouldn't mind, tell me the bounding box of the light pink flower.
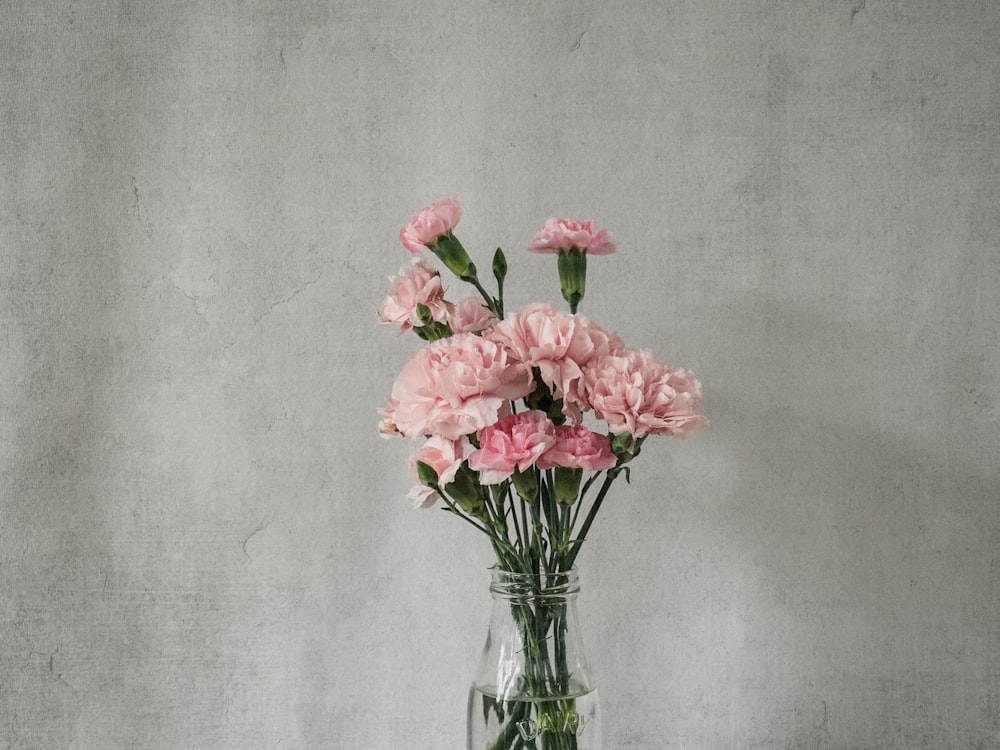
[399,199,462,254]
[536,424,617,471]
[410,435,472,485]
[377,258,452,331]
[529,218,616,255]
[583,348,708,438]
[406,436,473,508]
[448,296,497,334]
[382,333,533,440]
[468,411,556,484]
[486,303,623,417]
[406,484,440,510]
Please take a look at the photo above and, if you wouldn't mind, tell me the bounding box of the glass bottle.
[467,567,601,750]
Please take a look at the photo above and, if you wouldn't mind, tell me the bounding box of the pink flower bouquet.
[379,199,707,575]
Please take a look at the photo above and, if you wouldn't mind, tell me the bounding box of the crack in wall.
[252,268,325,324]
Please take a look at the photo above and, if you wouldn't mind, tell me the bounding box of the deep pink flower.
[468,411,556,484]
[448,296,497,334]
[406,436,473,508]
[377,258,451,331]
[583,348,708,438]
[399,199,462,254]
[529,218,616,255]
[486,303,623,417]
[536,424,617,471]
[382,333,533,440]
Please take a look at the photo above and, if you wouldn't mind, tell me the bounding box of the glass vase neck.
[489,567,581,600]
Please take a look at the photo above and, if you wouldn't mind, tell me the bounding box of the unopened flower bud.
[492,247,507,286]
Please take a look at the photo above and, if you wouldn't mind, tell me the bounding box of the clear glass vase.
[467,567,602,750]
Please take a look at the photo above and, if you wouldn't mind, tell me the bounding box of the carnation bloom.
[529,218,616,255]
[382,333,533,440]
[406,436,473,508]
[399,199,462,254]
[468,410,556,484]
[377,258,451,331]
[536,424,617,472]
[486,303,623,417]
[583,348,708,438]
[448,296,497,334]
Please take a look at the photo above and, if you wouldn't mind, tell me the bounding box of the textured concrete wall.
[2,1,998,748]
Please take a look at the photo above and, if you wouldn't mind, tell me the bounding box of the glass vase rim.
[488,565,581,597]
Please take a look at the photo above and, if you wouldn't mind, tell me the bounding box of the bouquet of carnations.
[378,199,706,749]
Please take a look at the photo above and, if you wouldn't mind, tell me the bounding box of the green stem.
[527,497,549,575]
[563,472,616,571]
[470,277,502,318]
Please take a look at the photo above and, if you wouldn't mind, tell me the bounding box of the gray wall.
[3,1,998,748]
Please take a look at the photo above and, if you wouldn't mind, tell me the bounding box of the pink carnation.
[536,424,617,472]
[382,333,533,440]
[583,348,708,438]
[406,436,473,508]
[377,258,451,331]
[399,199,462,254]
[529,218,616,255]
[448,296,497,334]
[468,410,556,484]
[486,303,623,417]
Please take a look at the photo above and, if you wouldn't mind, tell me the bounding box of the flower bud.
[492,247,507,286]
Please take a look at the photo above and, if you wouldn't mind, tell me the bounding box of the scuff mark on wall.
[849,0,866,25]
